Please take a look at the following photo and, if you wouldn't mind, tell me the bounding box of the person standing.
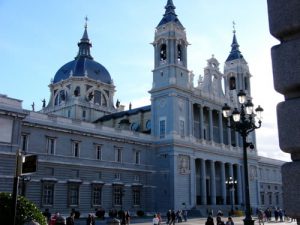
[125,211,131,225]
[169,210,176,225]
[183,210,187,222]
[225,217,234,225]
[153,214,160,225]
[216,216,225,225]
[66,212,75,225]
[205,216,214,225]
[43,209,51,224]
[166,210,171,224]
[86,214,95,225]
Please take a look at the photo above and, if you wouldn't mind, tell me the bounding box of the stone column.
[218,111,224,144]
[200,159,207,205]
[236,164,243,205]
[210,160,216,205]
[200,105,204,140]
[189,101,193,137]
[228,163,235,205]
[267,0,300,221]
[190,157,196,207]
[209,108,213,141]
[220,162,226,205]
[227,120,232,146]
[235,132,239,147]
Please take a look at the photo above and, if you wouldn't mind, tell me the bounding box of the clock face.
[130,122,140,131]
[146,120,151,131]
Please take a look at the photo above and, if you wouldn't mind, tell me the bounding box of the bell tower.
[152,0,189,90]
[224,28,252,99]
[150,0,192,139]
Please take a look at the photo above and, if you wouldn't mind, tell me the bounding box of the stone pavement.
[74,216,298,225]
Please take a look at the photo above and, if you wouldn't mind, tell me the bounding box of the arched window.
[160,44,167,61]
[92,90,108,107]
[54,89,67,106]
[74,86,80,96]
[177,44,182,62]
[229,77,236,90]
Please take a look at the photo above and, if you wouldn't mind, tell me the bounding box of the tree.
[0,192,47,225]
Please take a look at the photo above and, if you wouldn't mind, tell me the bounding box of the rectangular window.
[96,145,102,160]
[72,142,80,157]
[92,185,102,206]
[179,120,185,137]
[113,186,123,206]
[134,151,140,165]
[21,134,29,152]
[159,119,166,139]
[133,189,141,205]
[82,110,86,119]
[268,193,272,205]
[68,184,79,206]
[42,183,54,206]
[46,137,56,155]
[115,148,122,163]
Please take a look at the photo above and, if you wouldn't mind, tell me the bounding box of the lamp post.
[225,176,237,215]
[222,90,263,225]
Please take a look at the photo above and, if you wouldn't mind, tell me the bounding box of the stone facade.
[267,0,300,222]
[0,0,285,217]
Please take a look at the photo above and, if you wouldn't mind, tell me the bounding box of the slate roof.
[94,105,151,123]
[53,25,112,84]
[157,0,183,28]
[226,32,244,62]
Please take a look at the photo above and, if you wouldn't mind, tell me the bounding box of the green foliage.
[0,192,47,225]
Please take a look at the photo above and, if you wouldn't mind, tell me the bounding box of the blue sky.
[0,0,289,161]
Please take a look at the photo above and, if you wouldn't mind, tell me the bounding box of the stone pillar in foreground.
[267,0,300,223]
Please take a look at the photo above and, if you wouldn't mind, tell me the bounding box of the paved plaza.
[73,216,298,225]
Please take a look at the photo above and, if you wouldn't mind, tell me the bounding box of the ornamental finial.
[232,21,236,34]
[85,16,88,29]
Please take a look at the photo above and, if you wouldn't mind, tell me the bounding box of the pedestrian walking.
[225,217,234,225]
[66,212,75,225]
[205,216,214,225]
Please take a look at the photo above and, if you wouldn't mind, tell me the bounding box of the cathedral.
[0,0,284,216]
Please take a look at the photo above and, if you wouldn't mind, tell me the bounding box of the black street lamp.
[222,90,263,225]
[225,176,237,215]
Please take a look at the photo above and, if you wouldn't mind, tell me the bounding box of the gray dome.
[53,57,112,84]
[53,24,112,84]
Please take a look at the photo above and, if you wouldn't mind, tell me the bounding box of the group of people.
[257,207,296,224]
[166,210,188,225]
[42,209,96,225]
[257,208,287,224]
[205,215,234,225]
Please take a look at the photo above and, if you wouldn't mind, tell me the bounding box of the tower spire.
[157,0,183,28]
[75,16,93,59]
[226,22,243,62]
